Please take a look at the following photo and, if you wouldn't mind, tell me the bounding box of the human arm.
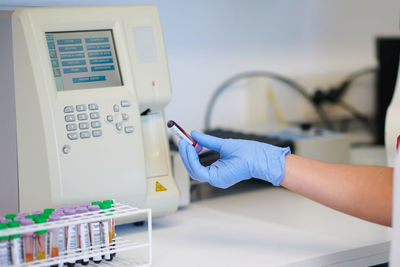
[282,154,393,226]
[179,131,394,226]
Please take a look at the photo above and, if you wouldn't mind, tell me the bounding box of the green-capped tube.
[0,223,10,265]
[5,214,17,221]
[34,217,48,260]
[7,221,23,264]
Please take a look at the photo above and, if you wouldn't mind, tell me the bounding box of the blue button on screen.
[87,44,111,50]
[57,39,82,45]
[61,60,86,67]
[85,37,109,43]
[63,67,88,74]
[59,46,84,52]
[91,65,115,72]
[90,58,113,64]
[72,76,106,83]
[88,51,112,57]
[60,53,85,59]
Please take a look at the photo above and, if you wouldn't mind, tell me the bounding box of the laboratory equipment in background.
[0,6,179,220]
[376,38,400,145]
[204,71,351,165]
[385,57,400,166]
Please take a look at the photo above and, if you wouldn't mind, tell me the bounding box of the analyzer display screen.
[46,30,123,91]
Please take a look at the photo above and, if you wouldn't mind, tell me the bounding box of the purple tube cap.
[76,207,88,214]
[20,218,34,226]
[48,215,60,221]
[194,143,203,154]
[87,205,100,212]
[31,210,42,215]
[63,208,76,216]
[0,218,10,224]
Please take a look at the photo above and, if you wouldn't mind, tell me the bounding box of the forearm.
[281,154,393,226]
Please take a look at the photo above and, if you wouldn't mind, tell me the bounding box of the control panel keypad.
[64,103,102,140]
[106,99,134,134]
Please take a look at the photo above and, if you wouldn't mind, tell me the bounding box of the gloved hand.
[179,130,291,189]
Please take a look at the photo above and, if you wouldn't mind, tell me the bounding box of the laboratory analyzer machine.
[5,6,179,218]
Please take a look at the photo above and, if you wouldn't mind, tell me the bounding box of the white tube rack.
[1,203,152,267]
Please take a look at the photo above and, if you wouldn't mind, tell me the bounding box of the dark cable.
[337,100,376,135]
[204,71,333,130]
[334,67,376,100]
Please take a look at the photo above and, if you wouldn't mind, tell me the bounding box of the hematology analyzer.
[10,6,179,218]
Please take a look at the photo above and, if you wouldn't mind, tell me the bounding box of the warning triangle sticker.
[155,181,167,192]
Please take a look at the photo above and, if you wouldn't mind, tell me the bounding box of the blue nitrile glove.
[179,130,291,189]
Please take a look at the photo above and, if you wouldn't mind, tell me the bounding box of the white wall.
[1,0,400,131]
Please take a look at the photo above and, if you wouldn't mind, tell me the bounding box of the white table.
[117,187,392,266]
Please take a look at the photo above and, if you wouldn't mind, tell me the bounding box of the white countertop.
[116,187,392,267]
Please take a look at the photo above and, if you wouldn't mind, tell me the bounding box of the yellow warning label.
[156,181,167,192]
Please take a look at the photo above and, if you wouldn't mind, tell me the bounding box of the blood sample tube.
[20,219,35,262]
[34,217,48,260]
[76,207,90,265]
[8,221,23,265]
[64,208,78,267]
[48,215,61,267]
[103,200,116,257]
[167,120,203,153]
[87,205,102,264]
[99,203,112,261]
[49,214,65,266]
[0,223,10,267]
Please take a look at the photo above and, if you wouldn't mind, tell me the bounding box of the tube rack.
[1,203,152,267]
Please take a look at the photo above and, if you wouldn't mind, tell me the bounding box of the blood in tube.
[20,219,35,262]
[167,120,203,153]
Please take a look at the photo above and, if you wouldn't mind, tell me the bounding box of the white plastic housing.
[12,6,178,217]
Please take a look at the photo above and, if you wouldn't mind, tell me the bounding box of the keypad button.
[113,104,120,112]
[77,113,88,121]
[106,115,113,122]
[88,103,98,110]
[62,145,71,154]
[79,122,89,130]
[66,123,77,131]
[65,115,75,122]
[80,131,90,139]
[91,121,101,128]
[120,100,130,107]
[122,113,129,121]
[90,112,100,120]
[125,126,134,133]
[76,104,87,112]
[92,130,102,137]
[67,133,78,140]
[116,123,122,131]
[64,106,74,113]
